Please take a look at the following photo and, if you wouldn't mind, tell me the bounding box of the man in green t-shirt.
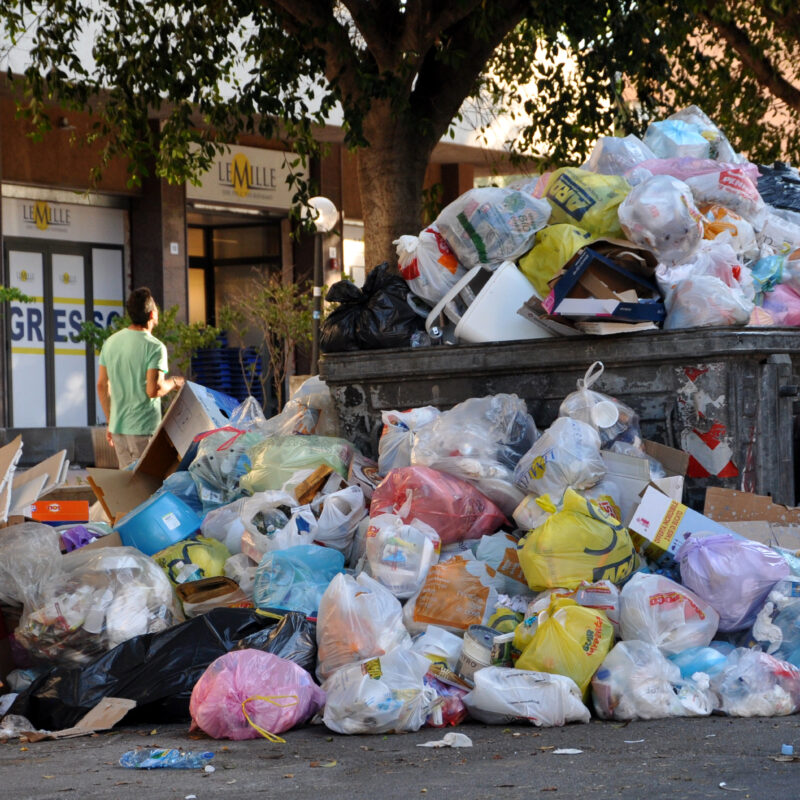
[97,287,185,468]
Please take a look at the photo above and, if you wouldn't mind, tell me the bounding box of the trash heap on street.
[322,105,800,351]
[4,368,800,744]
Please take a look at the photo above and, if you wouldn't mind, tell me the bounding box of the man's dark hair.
[126,287,157,326]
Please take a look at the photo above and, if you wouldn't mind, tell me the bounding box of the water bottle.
[174,560,203,584]
[119,748,214,769]
[410,331,431,348]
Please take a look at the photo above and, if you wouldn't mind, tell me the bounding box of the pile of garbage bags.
[5,370,800,742]
[321,105,800,351]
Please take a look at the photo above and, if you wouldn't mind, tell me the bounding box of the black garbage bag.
[321,261,425,352]
[9,608,317,730]
[758,162,800,213]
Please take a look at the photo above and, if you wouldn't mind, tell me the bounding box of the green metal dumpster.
[319,329,800,509]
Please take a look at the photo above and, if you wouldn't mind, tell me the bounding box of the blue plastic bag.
[253,544,345,616]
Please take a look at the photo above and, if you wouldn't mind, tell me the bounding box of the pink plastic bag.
[190,650,325,740]
[760,284,800,326]
[370,465,507,544]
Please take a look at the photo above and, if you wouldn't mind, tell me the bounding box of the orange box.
[30,500,90,523]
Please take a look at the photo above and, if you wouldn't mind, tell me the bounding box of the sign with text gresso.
[2,197,125,244]
[186,145,304,210]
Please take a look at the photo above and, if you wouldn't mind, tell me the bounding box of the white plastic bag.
[685,169,766,227]
[321,648,437,734]
[0,522,63,607]
[643,119,711,160]
[310,485,366,554]
[513,416,604,502]
[463,667,590,726]
[223,553,258,595]
[619,573,719,655]
[592,640,714,720]
[410,625,464,672]
[474,531,529,596]
[668,105,741,162]
[378,406,441,476]
[582,134,656,177]
[395,225,466,305]
[365,514,440,599]
[316,572,412,680]
[618,174,704,265]
[435,188,551,269]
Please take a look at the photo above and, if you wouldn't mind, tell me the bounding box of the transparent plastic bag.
[223,553,258,595]
[435,187,551,268]
[668,105,741,162]
[316,572,412,680]
[582,134,656,177]
[619,573,719,655]
[228,396,269,432]
[518,489,637,591]
[701,204,759,261]
[395,225,466,306]
[364,514,440,599]
[513,416,604,502]
[321,648,437,734]
[463,666,590,726]
[678,533,790,632]
[747,577,800,666]
[16,546,182,666]
[410,625,464,672]
[370,465,507,545]
[310,485,366,554]
[403,554,500,636]
[711,648,800,717]
[189,650,325,740]
[474,531,529,596]
[543,168,630,237]
[0,521,63,607]
[516,596,613,695]
[377,406,441,476]
[252,544,345,617]
[411,394,538,515]
[592,640,715,720]
[189,428,262,512]
[558,362,641,448]
[643,119,710,160]
[517,224,593,299]
[241,435,353,494]
[155,471,204,517]
[618,174,704,265]
[256,376,340,438]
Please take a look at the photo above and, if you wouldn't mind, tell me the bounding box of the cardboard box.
[19,697,136,741]
[29,499,90,524]
[601,440,688,525]
[0,436,23,523]
[545,248,666,323]
[629,485,740,563]
[703,487,800,549]
[88,381,239,521]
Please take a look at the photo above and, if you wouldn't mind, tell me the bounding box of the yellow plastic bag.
[518,224,593,298]
[516,596,613,694]
[543,168,630,237]
[518,488,636,591]
[153,535,231,585]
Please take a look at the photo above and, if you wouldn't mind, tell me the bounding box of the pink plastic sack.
[370,465,507,545]
[678,534,789,632]
[190,650,325,740]
[760,284,800,327]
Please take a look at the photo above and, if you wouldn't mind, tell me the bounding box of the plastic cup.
[591,400,620,429]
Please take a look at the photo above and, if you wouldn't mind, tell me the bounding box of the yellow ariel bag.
[543,168,630,238]
[518,488,636,591]
[518,224,593,298]
[516,596,613,694]
[153,535,232,586]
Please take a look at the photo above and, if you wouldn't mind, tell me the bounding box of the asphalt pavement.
[3,716,800,800]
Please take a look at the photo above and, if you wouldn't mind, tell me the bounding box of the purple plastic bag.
[59,525,99,552]
[189,650,325,740]
[678,534,789,632]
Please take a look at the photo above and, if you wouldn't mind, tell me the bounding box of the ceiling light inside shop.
[191,202,265,216]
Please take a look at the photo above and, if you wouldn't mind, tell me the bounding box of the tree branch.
[700,10,800,113]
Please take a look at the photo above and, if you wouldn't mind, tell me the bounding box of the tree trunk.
[356,99,439,271]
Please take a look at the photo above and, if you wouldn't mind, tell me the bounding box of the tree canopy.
[2,1,799,268]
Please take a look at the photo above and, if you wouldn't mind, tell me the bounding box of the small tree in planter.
[218,274,314,412]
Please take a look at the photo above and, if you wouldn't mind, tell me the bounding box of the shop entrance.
[3,238,124,427]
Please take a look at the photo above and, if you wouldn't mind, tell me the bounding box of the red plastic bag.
[370,466,507,545]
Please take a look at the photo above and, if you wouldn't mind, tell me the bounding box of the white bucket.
[456,625,497,686]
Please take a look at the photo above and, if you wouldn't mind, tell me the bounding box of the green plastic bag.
[240,435,353,494]
[544,168,630,237]
[518,489,636,591]
[518,224,593,298]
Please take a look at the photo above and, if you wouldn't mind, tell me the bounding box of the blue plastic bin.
[114,490,201,556]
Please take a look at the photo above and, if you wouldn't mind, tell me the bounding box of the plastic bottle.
[174,560,203,584]
[119,748,215,769]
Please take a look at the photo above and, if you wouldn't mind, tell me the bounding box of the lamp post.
[306,196,338,375]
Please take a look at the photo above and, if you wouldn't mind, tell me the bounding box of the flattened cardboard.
[21,697,137,741]
[0,436,23,523]
[12,450,68,497]
[516,297,583,337]
[8,474,48,517]
[87,382,238,520]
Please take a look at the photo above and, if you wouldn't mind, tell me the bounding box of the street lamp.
[306,196,338,375]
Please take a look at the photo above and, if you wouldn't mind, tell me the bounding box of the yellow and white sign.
[2,197,125,244]
[186,144,304,210]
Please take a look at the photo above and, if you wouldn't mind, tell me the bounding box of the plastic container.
[114,491,201,556]
[119,748,214,769]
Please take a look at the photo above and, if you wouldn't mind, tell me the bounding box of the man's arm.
[146,369,185,398]
[96,365,114,447]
